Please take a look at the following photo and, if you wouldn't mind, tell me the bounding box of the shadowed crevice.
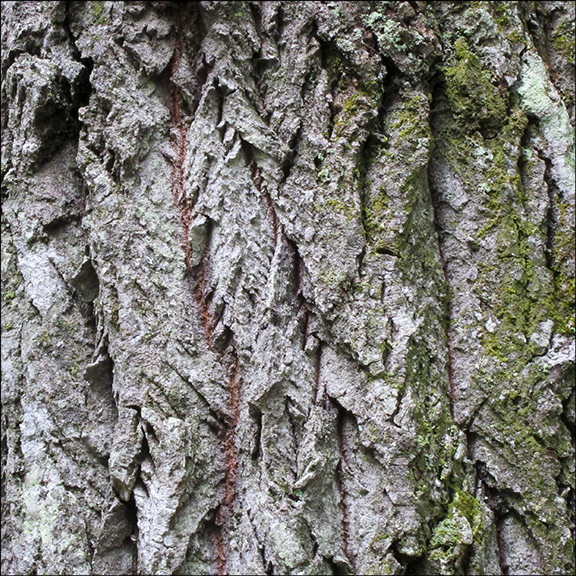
[329,396,357,575]
[426,80,457,424]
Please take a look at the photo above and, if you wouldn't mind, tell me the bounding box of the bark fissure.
[494,511,510,576]
[281,123,303,183]
[250,405,263,461]
[386,382,405,429]
[427,136,457,423]
[332,399,356,576]
[288,238,315,349]
[165,16,242,574]
[244,143,281,250]
[169,52,193,272]
[2,3,574,575]
[537,150,560,272]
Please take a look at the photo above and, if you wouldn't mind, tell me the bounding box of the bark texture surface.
[1,2,575,575]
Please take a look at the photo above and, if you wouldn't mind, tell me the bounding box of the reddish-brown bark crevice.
[167,18,241,574]
[223,360,240,509]
[192,234,215,345]
[169,42,215,347]
[213,358,241,576]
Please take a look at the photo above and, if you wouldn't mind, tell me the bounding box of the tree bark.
[1,2,574,575]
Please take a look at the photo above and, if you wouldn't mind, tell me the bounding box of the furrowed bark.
[2,2,574,575]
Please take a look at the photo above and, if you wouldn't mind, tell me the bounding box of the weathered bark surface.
[1,2,574,575]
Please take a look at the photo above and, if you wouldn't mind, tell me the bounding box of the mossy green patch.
[426,490,482,574]
[90,1,107,25]
[551,19,576,66]
[444,37,507,133]
[362,186,392,250]
[390,94,432,141]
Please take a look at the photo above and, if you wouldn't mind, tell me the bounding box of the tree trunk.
[1,2,574,575]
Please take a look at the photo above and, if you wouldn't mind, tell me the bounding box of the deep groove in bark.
[427,90,457,424]
[538,151,560,272]
[261,544,274,576]
[326,555,348,576]
[211,516,227,576]
[331,397,357,575]
[287,238,315,350]
[250,405,263,461]
[314,342,324,404]
[356,133,379,274]
[479,473,513,576]
[193,218,215,342]
[392,539,425,575]
[494,512,510,576]
[386,382,405,428]
[121,493,139,574]
[169,43,193,271]
[63,2,94,111]
[166,12,243,573]
[212,356,242,576]
[281,124,303,183]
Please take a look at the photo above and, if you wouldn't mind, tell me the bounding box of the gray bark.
[1,1,574,575]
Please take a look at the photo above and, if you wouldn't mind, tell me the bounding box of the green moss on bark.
[444,37,507,133]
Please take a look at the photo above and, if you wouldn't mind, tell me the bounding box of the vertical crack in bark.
[427,95,456,423]
[478,468,513,576]
[465,430,482,499]
[519,121,563,283]
[166,10,242,574]
[287,237,315,352]
[63,1,94,154]
[170,33,193,271]
[193,217,215,343]
[281,123,303,183]
[214,523,226,576]
[213,357,241,576]
[427,167,456,422]
[313,349,356,573]
[313,342,324,404]
[123,494,139,575]
[386,381,405,429]
[537,151,559,273]
[250,405,263,461]
[166,6,216,345]
[242,139,281,250]
[333,401,355,576]
[494,511,510,576]
[356,134,378,275]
